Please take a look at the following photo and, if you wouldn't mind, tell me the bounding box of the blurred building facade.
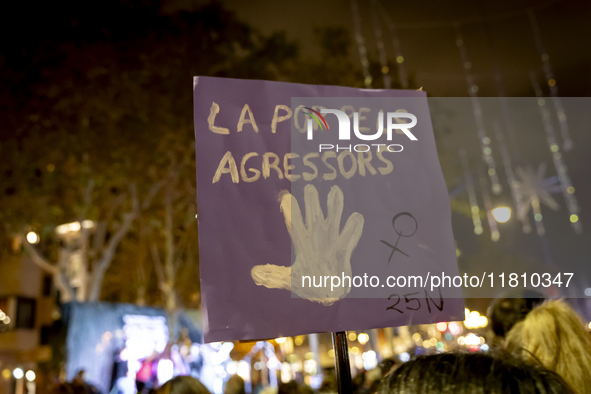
[0,248,59,394]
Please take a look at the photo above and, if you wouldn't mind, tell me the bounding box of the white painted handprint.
[251,184,364,306]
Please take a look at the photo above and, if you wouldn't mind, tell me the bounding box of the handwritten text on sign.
[208,103,418,184]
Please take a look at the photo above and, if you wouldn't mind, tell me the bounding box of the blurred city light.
[464,333,480,346]
[26,231,39,244]
[226,362,237,375]
[237,360,250,382]
[13,368,24,379]
[157,359,174,385]
[362,350,377,370]
[436,322,447,332]
[55,220,96,235]
[399,352,410,362]
[357,333,369,344]
[213,378,223,394]
[25,371,35,382]
[464,309,488,329]
[303,359,316,374]
[491,207,512,223]
[448,322,463,335]
[281,362,292,383]
[275,337,286,343]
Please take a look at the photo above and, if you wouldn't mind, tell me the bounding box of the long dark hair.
[379,351,573,394]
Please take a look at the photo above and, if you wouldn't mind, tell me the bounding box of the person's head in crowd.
[157,376,211,394]
[224,375,245,394]
[299,382,314,394]
[368,379,381,394]
[49,384,75,394]
[378,351,573,394]
[50,383,96,394]
[378,358,399,377]
[489,289,544,338]
[278,380,300,394]
[319,375,337,394]
[73,369,86,385]
[506,299,591,394]
[351,373,366,394]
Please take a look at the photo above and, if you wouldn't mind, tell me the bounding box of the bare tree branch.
[91,221,107,259]
[56,248,77,302]
[22,238,57,274]
[141,179,167,211]
[108,193,129,220]
[151,243,166,290]
[129,183,140,214]
[87,184,141,301]
[164,183,175,282]
[173,225,193,274]
[77,181,94,300]
[91,192,127,256]
[23,237,76,302]
[83,179,95,207]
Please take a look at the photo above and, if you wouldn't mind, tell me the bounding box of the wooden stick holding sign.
[331,331,353,394]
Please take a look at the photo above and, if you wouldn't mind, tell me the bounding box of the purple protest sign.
[194,77,463,342]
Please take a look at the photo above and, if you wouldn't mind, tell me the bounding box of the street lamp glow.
[491,207,512,223]
[26,231,39,244]
[275,337,286,344]
[25,371,36,381]
[357,333,369,345]
[464,309,488,329]
[13,368,24,379]
[55,220,96,235]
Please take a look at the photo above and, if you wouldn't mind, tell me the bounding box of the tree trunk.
[163,185,177,312]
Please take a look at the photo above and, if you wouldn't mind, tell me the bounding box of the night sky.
[220,0,591,96]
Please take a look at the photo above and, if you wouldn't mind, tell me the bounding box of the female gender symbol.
[380,212,418,264]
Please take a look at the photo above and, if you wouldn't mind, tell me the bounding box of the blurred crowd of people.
[47,370,101,394]
[49,297,591,394]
